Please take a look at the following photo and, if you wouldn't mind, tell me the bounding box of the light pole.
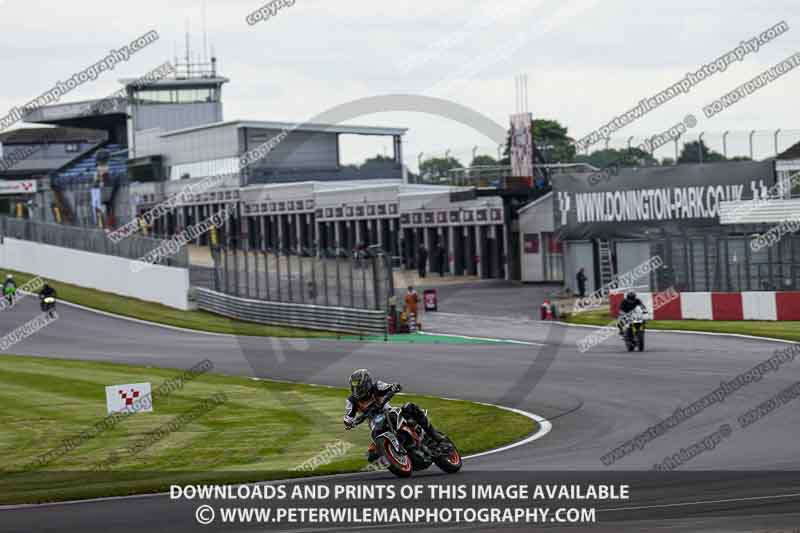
[723,130,730,158]
[698,132,705,164]
[774,129,782,156]
[749,130,756,160]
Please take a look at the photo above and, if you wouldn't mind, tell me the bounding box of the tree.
[420,156,462,178]
[574,147,657,168]
[502,118,576,165]
[361,154,394,165]
[678,140,726,164]
[470,154,498,167]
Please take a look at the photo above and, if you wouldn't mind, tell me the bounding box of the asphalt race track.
[1,293,799,532]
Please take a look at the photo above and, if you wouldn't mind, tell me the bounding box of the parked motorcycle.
[623,308,647,352]
[351,391,462,478]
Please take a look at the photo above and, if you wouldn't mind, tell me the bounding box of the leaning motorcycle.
[623,308,647,352]
[351,391,462,478]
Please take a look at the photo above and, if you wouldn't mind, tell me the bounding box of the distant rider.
[3,274,16,304]
[618,291,647,336]
[343,369,446,447]
[39,283,56,301]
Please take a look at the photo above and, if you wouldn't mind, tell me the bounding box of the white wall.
[0,238,190,310]
[518,194,554,282]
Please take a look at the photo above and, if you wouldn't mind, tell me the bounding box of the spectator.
[576,268,587,298]
[436,242,447,277]
[417,244,428,278]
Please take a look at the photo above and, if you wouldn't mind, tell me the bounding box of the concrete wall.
[0,238,190,310]
[616,241,653,291]
[519,194,555,282]
[246,128,339,170]
[610,290,800,321]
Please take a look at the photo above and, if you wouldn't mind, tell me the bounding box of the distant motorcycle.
[351,390,462,478]
[40,295,56,317]
[623,308,647,352]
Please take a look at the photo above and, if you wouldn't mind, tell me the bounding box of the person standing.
[576,267,587,298]
[436,242,447,277]
[417,244,428,278]
[404,286,419,317]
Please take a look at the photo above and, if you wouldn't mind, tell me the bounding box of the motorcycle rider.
[3,274,16,305]
[343,369,446,449]
[39,283,56,310]
[618,291,648,336]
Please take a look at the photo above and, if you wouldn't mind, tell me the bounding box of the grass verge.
[0,355,537,504]
[564,309,800,342]
[0,268,335,338]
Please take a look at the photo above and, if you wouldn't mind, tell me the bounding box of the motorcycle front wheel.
[377,436,413,478]
[434,437,463,474]
[637,329,645,351]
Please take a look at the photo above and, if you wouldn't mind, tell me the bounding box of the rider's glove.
[343,416,355,430]
[391,384,402,394]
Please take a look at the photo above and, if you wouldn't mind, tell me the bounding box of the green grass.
[0,268,335,338]
[565,309,800,342]
[0,355,536,504]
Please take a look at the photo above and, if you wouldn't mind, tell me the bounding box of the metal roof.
[158,120,407,138]
[0,126,107,144]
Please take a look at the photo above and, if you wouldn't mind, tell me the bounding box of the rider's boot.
[366,442,380,462]
[403,402,446,447]
[425,424,446,445]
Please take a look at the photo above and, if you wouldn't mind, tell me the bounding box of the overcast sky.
[1,0,799,167]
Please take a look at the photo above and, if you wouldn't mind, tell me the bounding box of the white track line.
[602,491,800,512]
[417,331,544,346]
[549,319,799,345]
[55,299,239,337]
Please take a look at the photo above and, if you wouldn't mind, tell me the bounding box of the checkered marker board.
[104,382,153,414]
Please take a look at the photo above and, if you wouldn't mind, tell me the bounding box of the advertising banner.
[0,180,37,195]
[510,113,533,179]
[105,382,154,414]
[552,161,775,239]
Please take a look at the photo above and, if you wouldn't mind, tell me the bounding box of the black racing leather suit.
[618,297,647,334]
[343,380,442,442]
[40,286,56,299]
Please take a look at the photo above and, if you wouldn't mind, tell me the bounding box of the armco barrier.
[194,287,387,335]
[610,291,800,321]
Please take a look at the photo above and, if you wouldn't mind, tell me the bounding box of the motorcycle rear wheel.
[434,438,463,474]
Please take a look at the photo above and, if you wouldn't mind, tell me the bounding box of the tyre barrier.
[194,287,388,335]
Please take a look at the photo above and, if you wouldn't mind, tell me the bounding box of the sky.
[1,0,799,169]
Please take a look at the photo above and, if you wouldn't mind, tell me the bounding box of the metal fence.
[194,287,387,336]
[195,244,395,311]
[0,216,189,268]
[647,233,800,292]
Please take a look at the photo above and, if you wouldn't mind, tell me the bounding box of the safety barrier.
[610,291,800,321]
[194,287,388,335]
